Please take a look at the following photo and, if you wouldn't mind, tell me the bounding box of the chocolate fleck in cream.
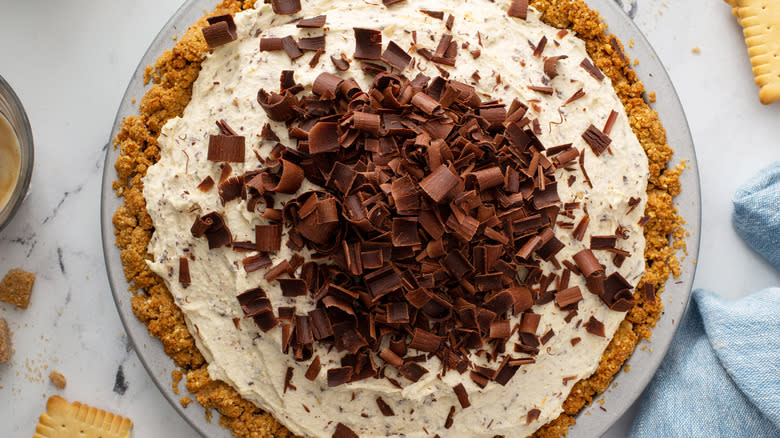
[142,0,649,436]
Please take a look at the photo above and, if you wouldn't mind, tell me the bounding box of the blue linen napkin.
[732,162,780,270]
[630,162,780,437]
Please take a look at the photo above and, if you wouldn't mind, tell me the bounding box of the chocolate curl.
[270,159,304,194]
[353,112,381,136]
[573,249,605,295]
[313,72,343,97]
[471,167,504,190]
[411,91,441,115]
[283,191,345,253]
[257,90,298,122]
[202,15,237,49]
[191,212,232,249]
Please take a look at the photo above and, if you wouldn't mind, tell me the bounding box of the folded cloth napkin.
[732,162,780,269]
[629,289,780,437]
[630,162,780,437]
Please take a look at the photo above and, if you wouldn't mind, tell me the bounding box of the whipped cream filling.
[143,0,649,436]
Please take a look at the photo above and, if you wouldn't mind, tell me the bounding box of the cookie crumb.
[0,269,36,309]
[648,91,657,103]
[691,47,701,54]
[172,369,184,395]
[180,396,192,408]
[0,318,11,364]
[49,370,67,389]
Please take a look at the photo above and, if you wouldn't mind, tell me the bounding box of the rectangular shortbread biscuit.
[732,0,780,104]
[34,396,133,438]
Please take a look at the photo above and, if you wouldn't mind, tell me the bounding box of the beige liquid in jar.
[0,113,21,211]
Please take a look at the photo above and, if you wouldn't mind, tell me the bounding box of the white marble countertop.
[0,0,777,436]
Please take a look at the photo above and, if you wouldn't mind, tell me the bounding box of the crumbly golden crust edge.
[110,1,686,437]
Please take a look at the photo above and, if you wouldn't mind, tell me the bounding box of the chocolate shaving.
[309,48,324,67]
[409,328,441,353]
[508,0,528,19]
[533,36,548,57]
[260,37,284,51]
[419,164,458,203]
[331,55,350,71]
[353,28,382,60]
[444,405,456,429]
[279,278,307,297]
[257,90,298,122]
[197,176,215,192]
[564,88,586,105]
[376,397,395,416]
[554,286,582,308]
[573,215,589,241]
[573,249,605,295]
[282,36,303,59]
[208,135,245,162]
[580,58,605,81]
[305,356,321,380]
[453,383,470,408]
[544,55,568,79]
[328,366,353,387]
[399,362,428,382]
[591,235,617,250]
[192,212,232,249]
[284,367,295,393]
[528,85,554,95]
[243,253,272,273]
[579,151,593,188]
[179,257,191,287]
[256,224,282,252]
[297,15,326,28]
[202,15,237,49]
[603,110,619,135]
[585,316,606,337]
[381,41,412,71]
[540,329,555,345]
[333,423,359,438]
[308,121,340,153]
[420,10,445,19]
[298,36,326,51]
[264,260,291,282]
[582,124,612,156]
[271,0,301,15]
[520,312,540,335]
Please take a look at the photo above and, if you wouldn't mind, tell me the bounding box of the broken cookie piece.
[49,370,67,389]
[0,268,35,309]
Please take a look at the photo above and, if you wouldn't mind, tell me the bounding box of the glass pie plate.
[100,1,701,436]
